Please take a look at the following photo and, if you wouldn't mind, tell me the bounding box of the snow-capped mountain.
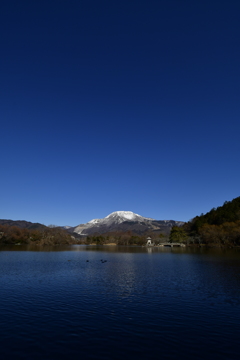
[70,211,184,236]
[88,211,153,225]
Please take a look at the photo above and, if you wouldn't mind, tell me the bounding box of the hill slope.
[183,196,240,245]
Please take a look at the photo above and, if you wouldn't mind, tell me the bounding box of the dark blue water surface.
[0,245,240,360]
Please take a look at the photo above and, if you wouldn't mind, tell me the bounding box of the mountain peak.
[72,211,183,236]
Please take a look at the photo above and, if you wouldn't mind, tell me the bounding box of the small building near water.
[146,237,152,246]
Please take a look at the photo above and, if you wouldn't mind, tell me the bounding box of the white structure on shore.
[146,237,152,246]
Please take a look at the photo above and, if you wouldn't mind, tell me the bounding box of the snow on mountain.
[105,211,153,224]
[88,219,101,224]
[84,211,152,226]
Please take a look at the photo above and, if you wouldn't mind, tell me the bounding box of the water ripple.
[0,247,240,359]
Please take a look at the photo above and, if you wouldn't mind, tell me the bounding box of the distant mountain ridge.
[71,211,184,236]
[0,219,46,230]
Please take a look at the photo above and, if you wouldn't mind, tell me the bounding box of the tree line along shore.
[1,197,240,247]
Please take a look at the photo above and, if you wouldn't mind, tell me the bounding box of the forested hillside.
[183,197,240,246]
[0,224,75,245]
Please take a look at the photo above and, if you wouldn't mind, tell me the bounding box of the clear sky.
[1,0,239,226]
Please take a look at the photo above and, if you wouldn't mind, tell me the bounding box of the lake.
[0,245,240,359]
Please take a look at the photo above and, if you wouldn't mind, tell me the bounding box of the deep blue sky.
[1,0,240,226]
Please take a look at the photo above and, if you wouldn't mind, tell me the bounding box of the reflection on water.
[0,245,240,359]
[1,243,240,255]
